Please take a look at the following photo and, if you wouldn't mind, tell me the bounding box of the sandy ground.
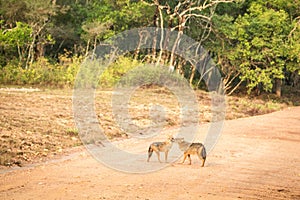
[1,107,300,200]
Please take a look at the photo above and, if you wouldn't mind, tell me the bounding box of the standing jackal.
[147,136,175,163]
[174,138,206,167]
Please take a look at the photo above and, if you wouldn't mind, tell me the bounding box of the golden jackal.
[174,138,206,167]
[147,136,175,163]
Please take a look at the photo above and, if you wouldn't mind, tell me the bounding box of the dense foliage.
[0,0,299,95]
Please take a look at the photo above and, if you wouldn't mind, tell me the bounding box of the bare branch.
[288,16,300,38]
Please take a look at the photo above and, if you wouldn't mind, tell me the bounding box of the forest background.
[0,0,300,96]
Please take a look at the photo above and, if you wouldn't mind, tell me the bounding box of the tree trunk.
[274,78,282,97]
[85,39,90,57]
[26,35,36,69]
[189,65,196,87]
[134,36,142,60]
[156,7,164,67]
[151,6,159,64]
[36,43,45,58]
[17,42,22,64]
[92,36,97,59]
[291,70,299,87]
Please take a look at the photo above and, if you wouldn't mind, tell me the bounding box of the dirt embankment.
[0,87,288,167]
[1,106,300,199]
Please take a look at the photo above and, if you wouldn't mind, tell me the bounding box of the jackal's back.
[185,143,204,154]
[175,138,206,158]
[150,141,172,152]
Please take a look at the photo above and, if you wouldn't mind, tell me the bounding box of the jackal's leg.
[165,151,169,162]
[155,151,162,163]
[181,153,188,164]
[201,158,206,167]
[187,154,192,165]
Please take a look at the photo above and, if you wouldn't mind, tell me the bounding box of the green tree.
[0,21,32,67]
[232,3,290,95]
[81,0,153,55]
[0,0,60,68]
[209,1,300,96]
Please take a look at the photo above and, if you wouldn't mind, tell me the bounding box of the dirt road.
[1,107,300,199]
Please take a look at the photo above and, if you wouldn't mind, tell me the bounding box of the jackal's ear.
[172,137,183,142]
[167,134,174,140]
[167,134,173,138]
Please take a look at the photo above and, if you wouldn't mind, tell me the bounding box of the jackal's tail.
[201,145,207,160]
[147,145,153,162]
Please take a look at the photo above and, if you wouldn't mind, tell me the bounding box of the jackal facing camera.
[147,136,175,163]
[174,138,206,167]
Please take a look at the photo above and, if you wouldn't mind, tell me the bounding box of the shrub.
[99,56,142,88]
[0,56,81,87]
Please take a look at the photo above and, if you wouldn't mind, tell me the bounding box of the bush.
[0,55,187,89]
[99,56,142,88]
[0,56,81,87]
[118,64,188,88]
